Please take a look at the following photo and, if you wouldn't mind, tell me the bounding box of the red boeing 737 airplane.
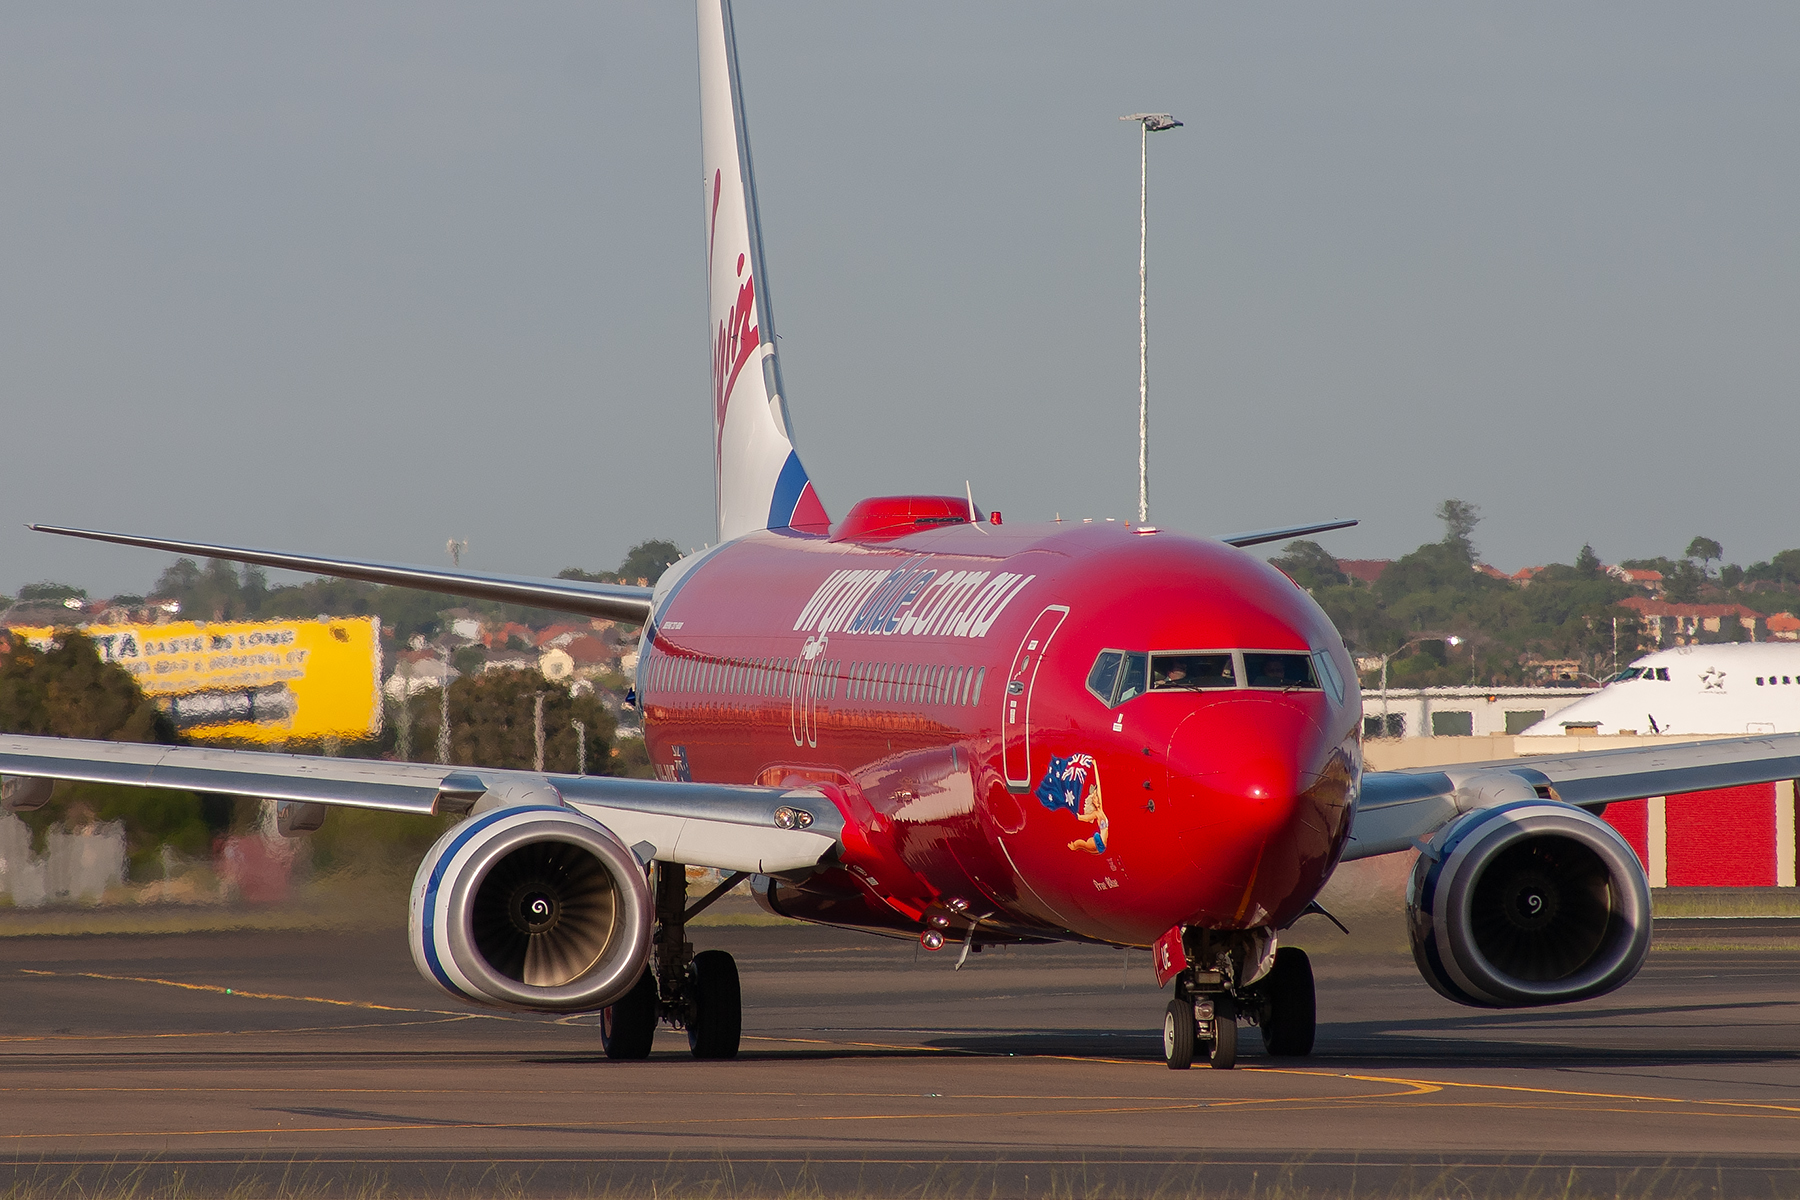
[11,0,1800,1069]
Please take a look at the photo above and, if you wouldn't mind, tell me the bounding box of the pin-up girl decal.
[1034,753,1111,855]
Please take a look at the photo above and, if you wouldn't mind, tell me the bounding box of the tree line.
[1272,501,1800,688]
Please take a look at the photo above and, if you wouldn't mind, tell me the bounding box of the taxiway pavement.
[2,917,1797,1196]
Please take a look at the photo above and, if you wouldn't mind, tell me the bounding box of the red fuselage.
[637,512,1362,948]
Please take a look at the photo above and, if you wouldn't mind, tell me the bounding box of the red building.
[1604,782,1798,887]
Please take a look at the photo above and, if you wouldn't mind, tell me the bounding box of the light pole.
[1121,112,1182,524]
[533,691,547,773]
[1374,634,1463,736]
[437,646,453,765]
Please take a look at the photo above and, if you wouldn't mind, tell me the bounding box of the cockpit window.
[1116,652,1149,703]
[1242,652,1320,690]
[1151,653,1235,690]
[1088,647,1327,705]
[1086,651,1122,704]
[1087,649,1148,707]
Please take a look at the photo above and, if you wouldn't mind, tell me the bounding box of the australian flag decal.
[1034,753,1096,814]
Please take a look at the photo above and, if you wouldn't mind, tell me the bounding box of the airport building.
[1359,685,1597,741]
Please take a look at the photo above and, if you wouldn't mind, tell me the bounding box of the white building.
[1361,685,1598,740]
[383,658,459,700]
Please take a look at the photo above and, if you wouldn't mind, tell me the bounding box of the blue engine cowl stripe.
[419,805,567,997]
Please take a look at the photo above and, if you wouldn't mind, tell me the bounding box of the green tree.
[560,539,683,588]
[152,558,261,620]
[1663,560,1704,603]
[618,540,682,586]
[1575,544,1602,576]
[0,632,224,878]
[609,734,654,779]
[1744,549,1800,586]
[1269,540,1348,590]
[407,670,616,773]
[0,631,170,742]
[16,581,86,603]
[1436,499,1480,564]
[1685,537,1723,577]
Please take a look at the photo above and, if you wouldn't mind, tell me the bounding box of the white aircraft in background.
[1523,643,1800,737]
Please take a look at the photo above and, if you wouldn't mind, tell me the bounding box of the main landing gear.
[1162,942,1315,1070]
[601,862,744,1061]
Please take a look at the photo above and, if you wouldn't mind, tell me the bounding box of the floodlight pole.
[1121,114,1182,524]
[437,647,452,765]
[1137,122,1149,524]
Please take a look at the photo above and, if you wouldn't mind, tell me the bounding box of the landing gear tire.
[1205,995,1237,1070]
[1163,998,1196,1070]
[601,968,658,1060]
[1259,946,1316,1057]
[686,949,741,1059]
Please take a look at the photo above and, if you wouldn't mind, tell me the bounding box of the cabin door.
[1002,605,1070,791]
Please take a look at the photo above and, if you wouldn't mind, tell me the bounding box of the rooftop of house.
[1336,559,1391,585]
[1617,596,1759,619]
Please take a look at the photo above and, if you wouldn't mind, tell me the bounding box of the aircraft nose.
[1163,696,1346,928]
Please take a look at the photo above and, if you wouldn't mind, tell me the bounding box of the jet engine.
[1407,800,1650,1008]
[410,804,652,1012]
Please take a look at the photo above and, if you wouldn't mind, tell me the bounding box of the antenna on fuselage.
[965,480,988,535]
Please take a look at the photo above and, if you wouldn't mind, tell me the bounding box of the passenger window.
[1116,653,1149,703]
[1151,653,1236,690]
[1616,667,1643,682]
[1243,652,1320,690]
[1087,652,1123,705]
[1655,668,1670,681]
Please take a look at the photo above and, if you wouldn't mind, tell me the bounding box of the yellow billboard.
[12,617,383,743]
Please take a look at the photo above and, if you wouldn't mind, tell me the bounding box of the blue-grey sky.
[4,3,1796,598]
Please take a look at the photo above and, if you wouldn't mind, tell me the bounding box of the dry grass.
[0,1155,1786,1200]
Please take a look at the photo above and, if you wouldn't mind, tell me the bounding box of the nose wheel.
[1162,944,1315,1068]
[1162,992,1238,1070]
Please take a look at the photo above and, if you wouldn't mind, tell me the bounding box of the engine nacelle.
[410,804,652,1012]
[1408,800,1650,1008]
[1,775,55,813]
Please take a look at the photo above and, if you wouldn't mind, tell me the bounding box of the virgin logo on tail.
[709,169,762,471]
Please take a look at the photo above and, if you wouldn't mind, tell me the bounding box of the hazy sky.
[4,3,1796,598]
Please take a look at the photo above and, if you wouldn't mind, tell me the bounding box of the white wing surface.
[0,733,840,877]
[30,525,654,624]
[1347,732,1800,861]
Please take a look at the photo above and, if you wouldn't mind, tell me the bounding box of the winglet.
[1218,518,1358,549]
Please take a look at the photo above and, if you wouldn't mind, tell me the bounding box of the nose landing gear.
[1163,985,1238,1069]
[1160,942,1314,1070]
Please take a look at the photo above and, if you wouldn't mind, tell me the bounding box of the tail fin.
[699,0,829,542]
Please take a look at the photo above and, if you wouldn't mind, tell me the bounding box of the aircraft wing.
[29,525,654,625]
[1217,519,1358,549]
[0,733,841,877]
[1346,732,1800,862]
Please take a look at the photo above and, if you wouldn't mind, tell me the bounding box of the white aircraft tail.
[700,0,829,542]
